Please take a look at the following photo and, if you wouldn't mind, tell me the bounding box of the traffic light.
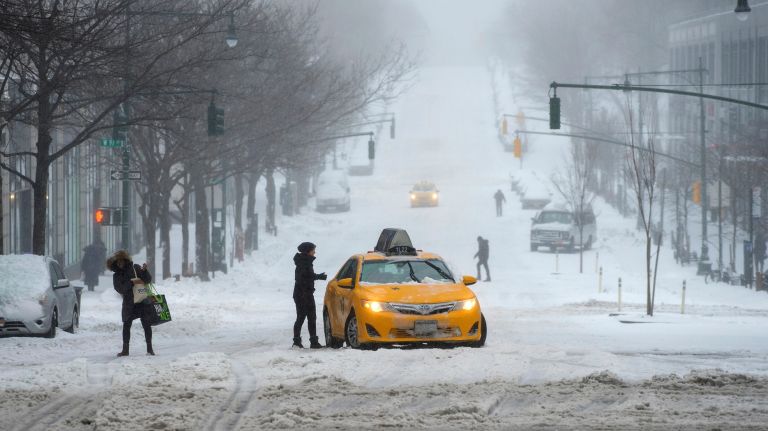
[207,101,224,136]
[112,106,128,142]
[549,96,560,129]
[95,208,108,225]
[95,207,124,226]
[368,137,375,160]
[692,181,702,205]
[513,136,522,159]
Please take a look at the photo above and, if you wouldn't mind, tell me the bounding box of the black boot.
[292,337,304,348]
[116,343,129,357]
[146,343,155,356]
[309,336,323,349]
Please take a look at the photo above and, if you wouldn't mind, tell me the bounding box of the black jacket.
[293,253,324,296]
[109,259,152,322]
[475,238,489,261]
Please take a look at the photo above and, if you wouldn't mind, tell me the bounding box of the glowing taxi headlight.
[456,298,476,311]
[431,193,438,199]
[363,301,388,312]
[410,193,416,200]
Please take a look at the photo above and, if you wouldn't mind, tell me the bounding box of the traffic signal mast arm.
[513,129,700,169]
[550,81,768,111]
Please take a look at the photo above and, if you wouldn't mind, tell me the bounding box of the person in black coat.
[293,242,327,349]
[474,236,490,281]
[107,250,154,357]
[494,189,506,217]
[81,239,106,291]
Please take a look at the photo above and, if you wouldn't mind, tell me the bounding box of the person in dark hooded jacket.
[293,242,327,348]
[107,250,154,357]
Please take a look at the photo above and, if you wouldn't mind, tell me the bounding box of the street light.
[225,14,238,48]
[735,0,751,22]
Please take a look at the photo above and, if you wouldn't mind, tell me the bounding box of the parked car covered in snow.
[530,202,597,252]
[520,183,552,210]
[0,255,80,337]
[322,228,486,349]
[316,170,351,212]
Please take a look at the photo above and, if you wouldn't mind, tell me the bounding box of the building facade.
[1,79,145,276]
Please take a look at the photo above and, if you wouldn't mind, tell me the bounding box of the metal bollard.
[595,252,599,273]
[555,249,559,273]
[681,280,686,315]
[598,267,603,293]
[618,277,622,311]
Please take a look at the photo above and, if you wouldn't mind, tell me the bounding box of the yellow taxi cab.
[322,229,487,349]
[410,181,439,207]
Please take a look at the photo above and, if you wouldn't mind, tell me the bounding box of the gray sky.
[407,0,510,65]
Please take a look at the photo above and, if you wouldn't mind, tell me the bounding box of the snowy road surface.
[4,66,768,429]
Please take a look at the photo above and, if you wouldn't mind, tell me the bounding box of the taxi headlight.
[431,193,438,199]
[410,193,416,200]
[362,300,390,313]
[455,298,477,311]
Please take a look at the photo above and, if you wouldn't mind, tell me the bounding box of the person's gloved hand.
[318,272,328,280]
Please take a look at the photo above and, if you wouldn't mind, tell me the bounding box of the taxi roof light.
[375,228,418,256]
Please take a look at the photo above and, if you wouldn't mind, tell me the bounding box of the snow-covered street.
[3,63,768,430]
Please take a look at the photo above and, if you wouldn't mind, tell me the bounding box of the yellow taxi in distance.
[322,229,487,349]
[410,181,439,207]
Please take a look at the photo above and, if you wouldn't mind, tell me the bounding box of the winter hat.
[298,242,316,254]
[106,250,131,270]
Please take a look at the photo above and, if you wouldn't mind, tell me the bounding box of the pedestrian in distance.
[494,189,506,217]
[755,231,767,273]
[108,250,155,357]
[81,239,106,292]
[293,242,327,349]
[474,236,491,281]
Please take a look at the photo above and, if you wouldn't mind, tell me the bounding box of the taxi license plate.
[414,320,437,335]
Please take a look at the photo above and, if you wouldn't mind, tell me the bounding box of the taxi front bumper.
[357,307,482,344]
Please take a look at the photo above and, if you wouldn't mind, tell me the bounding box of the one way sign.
[111,170,141,181]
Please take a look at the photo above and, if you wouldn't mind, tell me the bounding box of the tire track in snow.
[204,358,258,431]
[11,358,115,431]
[10,391,101,431]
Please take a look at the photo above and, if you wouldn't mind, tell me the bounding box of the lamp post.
[118,7,237,252]
[735,0,751,21]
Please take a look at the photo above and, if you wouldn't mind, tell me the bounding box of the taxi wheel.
[345,311,361,349]
[470,314,487,348]
[324,308,343,349]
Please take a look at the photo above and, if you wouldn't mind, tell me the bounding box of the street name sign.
[100,138,124,148]
[111,170,141,181]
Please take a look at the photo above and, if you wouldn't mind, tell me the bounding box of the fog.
[3,1,768,429]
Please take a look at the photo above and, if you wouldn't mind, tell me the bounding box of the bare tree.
[624,97,661,316]
[551,141,596,273]
[0,0,246,255]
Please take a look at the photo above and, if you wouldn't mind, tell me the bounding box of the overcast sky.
[407,0,509,65]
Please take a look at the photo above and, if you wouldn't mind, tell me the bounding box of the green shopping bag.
[145,284,172,326]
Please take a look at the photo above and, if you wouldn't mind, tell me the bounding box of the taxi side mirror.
[462,275,477,286]
[338,278,354,289]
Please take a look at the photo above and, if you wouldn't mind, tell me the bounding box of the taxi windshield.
[360,259,454,284]
[413,183,435,191]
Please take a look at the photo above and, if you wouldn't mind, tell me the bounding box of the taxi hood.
[358,281,474,303]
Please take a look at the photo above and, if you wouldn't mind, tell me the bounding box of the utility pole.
[121,135,131,251]
[699,57,708,263]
